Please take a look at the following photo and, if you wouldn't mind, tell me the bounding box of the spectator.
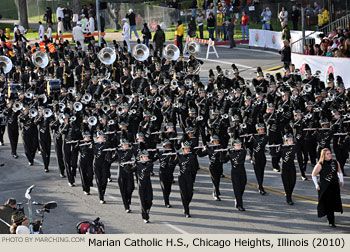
[281,22,291,42]
[197,10,204,39]
[87,13,95,41]
[9,210,28,234]
[241,11,249,41]
[121,18,130,52]
[279,40,291,67]
[207,12,215,40]
[308,44,315,55]
[176,20,184,54]
[291,6,299,30]
[38,21,45,42]
[0,29,9,45]
[217,9,223,40]
[304,45,309,55]
[47,23,52,42]
[326,46,333,56]
[153,25,165,57]
[169,0,178,9]
[188,16,197,38]
[223,12,230,41]
[322,8,330,27]
[44,7,52,24]
[13,23,26,37]
[56,5,65,23]
[206,3,214,19]
[279,7,288,27]
[114,6,120,31]
[313,1,321,16]
[126,9,139,40]
[261,7,272,30]
[88,3,96,17]
[190,0,198,19]
[141,23,152,47]
[73,21,87,51]
[0,198,17,234]
[81,14,88,29]
[343,38,350,57]
[63,7,72,31]
[57,17,64,35]
[81,5,89,18]
[227,18,236,48]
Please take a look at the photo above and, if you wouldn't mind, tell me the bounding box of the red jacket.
[241,15,249,26]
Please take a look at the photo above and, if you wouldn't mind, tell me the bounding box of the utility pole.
[96,0,102,47]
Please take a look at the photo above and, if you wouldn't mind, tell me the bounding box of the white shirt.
[81,18,88,28]
[57,21,64,35]
[39,24,45,39]
[56,7,65,19]
[88,17,95,33]
[72,26,86,41]
[122,22,130,38]
[47,27,52,39]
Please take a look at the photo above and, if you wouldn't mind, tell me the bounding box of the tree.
[73,0,81,15]
[15,0,29,29]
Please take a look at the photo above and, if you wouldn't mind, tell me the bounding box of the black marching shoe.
[301,176,308,181]
[166,204,172,208]
[143,219,150,223]
[60,174,66,178]
[213,193,221,201]
[13,154,18,159]
[125,209,132,213]
[238,206,246,211]
[44,168,49,173]
[84,191,90,195]
[100,200,106,204]
[185,214,191,218]
[329,223,336,228]
[287,200,294,205]
[28,162,33,166]
[258,188,266,195]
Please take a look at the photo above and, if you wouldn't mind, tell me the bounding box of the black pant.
[296,142,306,177]
[0,125,5,143]
[327,211,335,225]
[228,32,236,48]
[138,180,153,220]
[199,25,203,39]
[22,128,38,163]
[270,146,281,170]
[7,124,19,155]
[209,163,223,197]
[177,35,183,55]
[39,131,51,170]
[118,172,135,210]
[231,170,247,208]
[178,174,193,215]
[159,169,173,205]
[303,138,317,165]
[94,164,109,201]
[63,142,75,184]
[253,153,266,190]
[281,165,296,201]
[79,156,94,193]
[54,136,65,176]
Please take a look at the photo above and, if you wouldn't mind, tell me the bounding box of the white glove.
[312,176,319,189]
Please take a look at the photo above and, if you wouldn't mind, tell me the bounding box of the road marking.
[199,166,350,209]
[263,66,283,72]
[162,222,189,234]
[231,46,281,55]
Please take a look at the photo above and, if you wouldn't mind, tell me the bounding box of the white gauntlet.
[312,176,319,189]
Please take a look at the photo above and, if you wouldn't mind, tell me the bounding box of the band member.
[247,123,268,195]
[132,150,153,223]
[222,139,247,211]
[116,139,135,213]
[278,134,297,205]
[77,131,94,195]
[312,148,344,227]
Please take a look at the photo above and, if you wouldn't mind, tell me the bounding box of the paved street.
[0,45,349,234]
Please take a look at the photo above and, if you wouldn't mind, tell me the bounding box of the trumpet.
[184,79,192,87]
[29,108,38,118]
[58,102,66,112]
[277,107,284,113]
[170,79,178,90]
[197,115,204,121]
[221,114,229,119]
[73,102,83,112]
[241,123,247,129]
[68,87,76,96]
[207,93,213,98]
[108,119,115,126]
[81,93,92,104]
[129,109,137,115]
[305,113,313,119]
[43,108,52,118]
[88,116,97,126]
[70,116,76,123]
[139,96,144,102]
[24,92,33,99]
[102,104,110,114]
[313,107,322,113]
[12,101,23,112]
[155,97,161,102]
[150,116,157,121]
[303,84,312,93]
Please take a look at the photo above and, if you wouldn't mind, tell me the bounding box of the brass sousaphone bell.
[31,51,49,68]
[98,47,116,65]
[163,44,180,61]
[132,44,150,61]
[0,56,13,74]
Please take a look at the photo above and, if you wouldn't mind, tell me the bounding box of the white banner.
[249,29,321,51]
[291,53,350,88]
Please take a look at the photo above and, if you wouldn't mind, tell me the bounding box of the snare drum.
[7,83,23,98]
